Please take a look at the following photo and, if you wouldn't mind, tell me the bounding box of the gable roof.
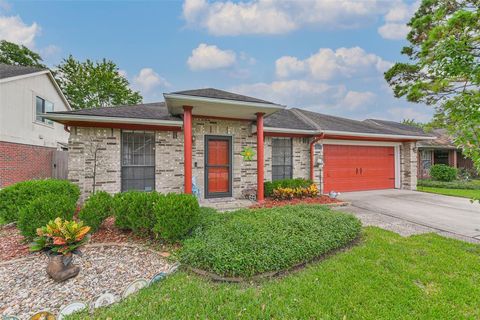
[171,88,277,105]
[0,63,46,80]
[416,128,456,148]
[49,102,180,121]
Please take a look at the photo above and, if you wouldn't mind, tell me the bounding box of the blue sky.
[0,0,433,122]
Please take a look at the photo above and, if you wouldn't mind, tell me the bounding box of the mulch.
[0,217,157,262]
[250,195,341,209]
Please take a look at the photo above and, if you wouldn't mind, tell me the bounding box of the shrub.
[0,179,79,224]
[180,205,361,278]
[78,191,114,232]
[113,191,162,236]
[272,184,319,200]
[17,194,76,239]
[417,179,480,190]
[430,164,457,182]
[154,193,200,242]
[264,178,313,197]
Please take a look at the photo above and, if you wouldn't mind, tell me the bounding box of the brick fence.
[0,141,55,188]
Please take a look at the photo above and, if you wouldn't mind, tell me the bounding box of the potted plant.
[30,218,91,282]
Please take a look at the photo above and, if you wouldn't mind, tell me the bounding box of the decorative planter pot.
[46,253,80,282]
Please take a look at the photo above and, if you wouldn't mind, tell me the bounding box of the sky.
[0,0,434,122]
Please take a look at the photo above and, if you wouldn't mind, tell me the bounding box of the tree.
[0,40,45,68]
[55,55,142,109]
[401,118,425,129]
[385,0,480,173]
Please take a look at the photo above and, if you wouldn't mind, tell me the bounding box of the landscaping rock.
[0,244,171,319]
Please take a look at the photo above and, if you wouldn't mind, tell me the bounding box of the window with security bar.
[121,131,155,191]
[271,137,293,181]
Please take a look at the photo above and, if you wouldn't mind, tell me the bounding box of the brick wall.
[0,141,54,188]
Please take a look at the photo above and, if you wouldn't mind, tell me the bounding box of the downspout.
[309,133,324,181]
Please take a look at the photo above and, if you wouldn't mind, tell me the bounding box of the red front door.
[323,145,395,193]
[205,136,232,197]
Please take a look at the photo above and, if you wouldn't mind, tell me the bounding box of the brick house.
[45,88,435,201]
[0,64,71,188]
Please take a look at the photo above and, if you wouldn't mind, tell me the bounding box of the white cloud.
[0,15,39,47]
[183,0,394,36]
[378,1,419,40]
[276,47,392,81]
[387,106,432,122]
[340,91,376,111]
[133,68,170,93]
[187,43,236,71]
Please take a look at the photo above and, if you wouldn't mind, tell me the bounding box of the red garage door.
[323,145,395,193]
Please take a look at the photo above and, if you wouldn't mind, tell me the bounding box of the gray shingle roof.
[363,119,426,135]
[171,88,277,105]
[417,128,456,148]
[0,63,46,80]
[49,102,181,121]
[264,109,316,130]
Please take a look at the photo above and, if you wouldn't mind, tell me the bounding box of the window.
[121,131,155,192]
[272,138,293,181]
[35,96,54,125]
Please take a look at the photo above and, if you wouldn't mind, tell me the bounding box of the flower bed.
[251,195,341,209]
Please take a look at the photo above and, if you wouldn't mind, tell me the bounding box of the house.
[0,64,71,188]
[45,88,435,201]
[415,128,476,179]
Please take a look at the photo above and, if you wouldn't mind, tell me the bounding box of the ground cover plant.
[417,186,480,199]
[180,205,361,278]
[418,179,480,190]
[0,179,79,224]
[67,227,480,320]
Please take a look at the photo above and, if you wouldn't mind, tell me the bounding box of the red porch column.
[256,112,265,201]
[183,106,193,194]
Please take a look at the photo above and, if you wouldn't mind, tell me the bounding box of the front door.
[205,136,232,198]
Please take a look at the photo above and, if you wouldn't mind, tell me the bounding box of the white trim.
[44,113,184,127]
[256,126,318,135]
[46,72,72,111]
[394,145,401,189]
[0,70,49,83]
[322,139,402,147]
[321,129,435,140]
[164,93,285,110]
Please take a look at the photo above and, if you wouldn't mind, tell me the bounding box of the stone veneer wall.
[191,118,257,199]
[400,141,418,190]
[68,127,121,201]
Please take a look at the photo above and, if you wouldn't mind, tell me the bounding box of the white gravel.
[0,244,172,319]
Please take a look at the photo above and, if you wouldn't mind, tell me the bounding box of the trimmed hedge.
[264,178,313,197]
[79,191,114,232]
[429,164,457,182]
[153,193,201,242]
[113,191,162,236]
[418,179,480,190]
[17,194,76,239]
[0,179,80,223]
[180,205,361,278]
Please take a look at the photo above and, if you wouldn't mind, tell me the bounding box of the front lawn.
[68,227,480,320]
[418,179,480,190]
[417,186,480,199]
[180,205,361,278]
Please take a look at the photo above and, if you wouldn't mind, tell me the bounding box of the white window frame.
[33,93,54,127]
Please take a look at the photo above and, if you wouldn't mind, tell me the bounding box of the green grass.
[417,186,480,199]
[417,179,480,190]
[180,205,361,277]
[0,216,4,226]
[68,227,480,320]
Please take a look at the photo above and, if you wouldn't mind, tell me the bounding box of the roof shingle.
[0,63,46,80]
[171,88,277,105]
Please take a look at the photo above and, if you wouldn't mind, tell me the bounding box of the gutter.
[43,113,184,127]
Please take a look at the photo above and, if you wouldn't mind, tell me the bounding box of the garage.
[323,144,395,193]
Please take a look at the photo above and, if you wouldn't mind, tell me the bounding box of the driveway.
[339,189,480,241]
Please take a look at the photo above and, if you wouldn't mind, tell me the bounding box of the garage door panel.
[323,145,395,193]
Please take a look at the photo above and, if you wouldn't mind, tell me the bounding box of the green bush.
[429,164,458,182]
[17,194,76,239]
[0,179,79,224]
[78,191,114,232]
[113,191,162,236]
[154,193,200,242]
[264,178,313,197]
[180,205,361,278]
[417,179,480,190]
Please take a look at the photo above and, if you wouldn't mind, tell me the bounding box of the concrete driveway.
[339,189,480,240]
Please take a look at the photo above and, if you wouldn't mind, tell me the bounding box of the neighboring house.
[45,88,435,201]
[415,128,476,178]
[0,64,71,188]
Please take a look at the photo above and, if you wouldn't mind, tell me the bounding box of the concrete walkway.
[336,189,480,243]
